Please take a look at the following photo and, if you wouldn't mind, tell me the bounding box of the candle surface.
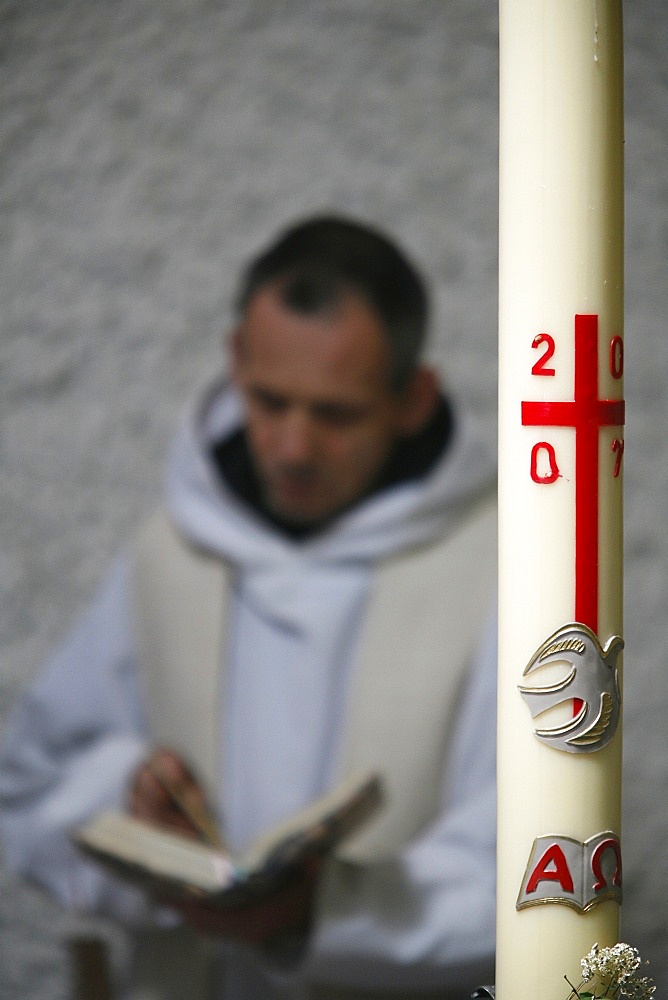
[497,3,624,998]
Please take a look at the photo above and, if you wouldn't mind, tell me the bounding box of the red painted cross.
[521,314,625,634]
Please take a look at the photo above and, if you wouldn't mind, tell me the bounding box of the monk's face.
[232,282,427,527]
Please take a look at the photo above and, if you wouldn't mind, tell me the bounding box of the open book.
[72,771,383,908]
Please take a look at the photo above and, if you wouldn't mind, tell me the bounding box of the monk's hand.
[129,750,323,948]
[173,852,325,948]
[128,747,213,841]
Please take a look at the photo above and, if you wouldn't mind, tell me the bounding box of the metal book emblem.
[519,623,623,753]
[517,831,622,911]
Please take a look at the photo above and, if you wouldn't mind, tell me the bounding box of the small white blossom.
[620,977,656,1000]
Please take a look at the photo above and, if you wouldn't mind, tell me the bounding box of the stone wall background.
[1,2,666,997]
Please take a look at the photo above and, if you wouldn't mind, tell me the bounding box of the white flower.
[581,942,641,985]
[571,942,655,1000]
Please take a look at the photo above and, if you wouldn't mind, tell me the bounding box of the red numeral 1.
[612,438,625,478]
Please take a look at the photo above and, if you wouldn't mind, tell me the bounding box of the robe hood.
[165,378,496,572]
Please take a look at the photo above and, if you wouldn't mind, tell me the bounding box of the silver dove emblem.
[519,623,623,753]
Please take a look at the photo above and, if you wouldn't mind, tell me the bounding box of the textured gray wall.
[1,2,666,997]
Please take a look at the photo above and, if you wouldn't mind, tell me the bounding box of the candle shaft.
[497,3,624,998]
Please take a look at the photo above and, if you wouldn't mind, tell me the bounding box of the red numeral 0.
[609,335,624,379]
[530,442,560,484]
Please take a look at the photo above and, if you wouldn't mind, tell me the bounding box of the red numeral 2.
[531,333,556,376]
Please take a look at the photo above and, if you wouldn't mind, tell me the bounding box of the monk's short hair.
[235,215,429,391]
